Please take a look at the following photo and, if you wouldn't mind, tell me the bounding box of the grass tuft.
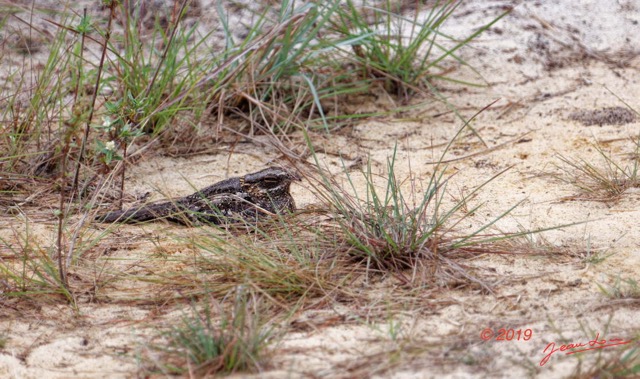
[0,229,75,305]
[327,0,510,98]
[555,136,640,202]
[150,289,272,376]
[305,145,540,290]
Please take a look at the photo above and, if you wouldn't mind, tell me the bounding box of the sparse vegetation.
[597,275,640,300]
[555,135,640,202]
[0,0,504,302]
[137,217,358,304]
[305,140,577,292]
[0,0,637,378]
[328,0,509,98]
[150,289,272,376]
[0,333,7,350]
[567,333,640,379]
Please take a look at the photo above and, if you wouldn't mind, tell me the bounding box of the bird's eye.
[261,179,280,188]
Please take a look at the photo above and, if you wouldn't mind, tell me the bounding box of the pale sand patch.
[1,1,639,378]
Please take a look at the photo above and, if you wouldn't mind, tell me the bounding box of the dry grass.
[555,135,640,202]
[0,1,619,377]
[144,289,274,376]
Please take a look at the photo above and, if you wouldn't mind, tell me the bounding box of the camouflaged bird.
[96,167,300,225]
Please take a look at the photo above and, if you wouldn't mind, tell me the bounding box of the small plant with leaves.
[96,96,146,166]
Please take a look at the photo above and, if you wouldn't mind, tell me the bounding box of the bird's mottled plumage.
[96,167,300,225]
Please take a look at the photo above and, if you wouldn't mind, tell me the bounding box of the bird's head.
[241,166,301,197]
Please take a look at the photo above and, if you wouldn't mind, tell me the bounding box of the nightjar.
[95,167,300,225]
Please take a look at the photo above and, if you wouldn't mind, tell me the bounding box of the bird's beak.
[290,171,302,181]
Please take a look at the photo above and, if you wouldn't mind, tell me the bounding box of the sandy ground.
[1,0,640,378]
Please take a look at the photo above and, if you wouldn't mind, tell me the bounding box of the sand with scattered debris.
[1,1,639,378]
